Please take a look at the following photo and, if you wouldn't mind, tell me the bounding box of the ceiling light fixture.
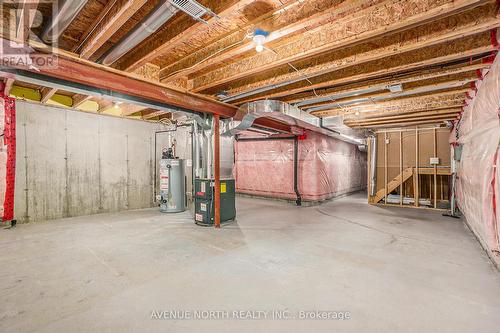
[253,29,269,53]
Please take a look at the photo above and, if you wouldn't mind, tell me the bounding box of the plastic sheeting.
[234,130,367,202]
[451,55,500,263]
[0,97,5,218]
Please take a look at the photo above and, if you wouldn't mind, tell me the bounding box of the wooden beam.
[345,109,461,124]
[418,167,452,175]
[346,113,459,126]
[16,0,40,42]
[376,120,453,128]
[237,63,489,106]
[3,78,14,96]
[121,104,149,116]
[0,39,237,118]
[79,0,147,59]
[142,110,167,119]
[72,94,92,108]
[40,87,57,103]
[71,0,117,52]
[309,88,469,113]
[159,0,369,82]
[219,16,498,97]
[233,42,493,105]
[98,103,116,114]
[311,91,468,117]
[344,106,462,121]
[302,78,477,110]
[372,167,414,204]
[353,117,455,128]
[191,0,495,92]
[117,0,259,72]
[285,64,488,105]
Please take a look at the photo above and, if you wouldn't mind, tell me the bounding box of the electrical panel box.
[194,179,236,226]
[429,157,440,165]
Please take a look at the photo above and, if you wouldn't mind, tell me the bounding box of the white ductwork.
[100,1,178,66]
[42,0,89,44]
[224,100,366,145]
[304,80,473,113]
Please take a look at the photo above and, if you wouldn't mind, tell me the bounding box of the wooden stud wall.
[369,127,451,210]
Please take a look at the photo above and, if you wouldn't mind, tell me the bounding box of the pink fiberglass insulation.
[451,54,500,265]
[234,130,367,202]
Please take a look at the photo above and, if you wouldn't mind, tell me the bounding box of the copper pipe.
[214,115,221,228]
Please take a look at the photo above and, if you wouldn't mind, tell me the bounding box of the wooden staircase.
[371,167,413,203]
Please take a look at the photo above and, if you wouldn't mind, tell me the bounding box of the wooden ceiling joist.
[237,62,487,106]
[98,103,116,114]
[3,78,15,96]
[231,39,495,104]
[190,0,495,93]
[16,0,40,42]
[345,110,460,125]
[159,0,371,82]
[343,106,464,120]
[312,93,467,117]
[345,114,458,126]
[72,94,92,108]
[344,108,463,122]
[4,0,496,130]
[40,87,57,103]
[116,0,267,72]
[222,19,498,99]
[350,117,456,128]
[308,87,470,112]
[79,0,147,59]
[301,77,477,110]
[120,104,150,116]
[142,110,167,120]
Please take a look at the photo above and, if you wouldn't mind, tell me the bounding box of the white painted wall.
[13,101,192,222]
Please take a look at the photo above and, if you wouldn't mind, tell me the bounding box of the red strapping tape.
[491,29,500,50]
[482,52,497,64]
[1,93,16,223]
[470,81,478,92]
[476,69,484,80]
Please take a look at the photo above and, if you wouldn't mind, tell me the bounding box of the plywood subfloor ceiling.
[4,0,500,127]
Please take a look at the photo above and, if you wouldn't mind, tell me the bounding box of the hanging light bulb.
[253,28,269,53]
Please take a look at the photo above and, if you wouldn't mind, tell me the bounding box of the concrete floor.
[1,193,499,333]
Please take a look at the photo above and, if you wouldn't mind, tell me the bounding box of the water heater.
[159,158,186,213]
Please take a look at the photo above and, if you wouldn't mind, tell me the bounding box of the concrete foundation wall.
[13,101,192,223]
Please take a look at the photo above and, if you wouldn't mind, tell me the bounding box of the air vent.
[169,0,219,23]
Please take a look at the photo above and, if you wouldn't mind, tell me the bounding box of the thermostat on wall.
[430,157,440,165]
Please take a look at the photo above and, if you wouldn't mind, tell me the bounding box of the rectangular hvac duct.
[169,0,219,23]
